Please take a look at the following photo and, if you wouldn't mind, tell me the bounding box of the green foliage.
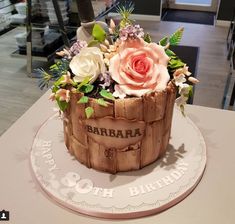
[77,77,91,92]
[180,105,186,117]
[165,49,176,57]
[96,98,108,107]
[144,33,152,43]
[92,24,106,42]
[56,99,68,112]
[53,75,65,87]
[51,85,59,93]
[88,40,99,47]
[188,85,193,98]
[168,58,185,69]
[169,27,184,46]
[77,96,89,104]
[85,107,94,119]
[100,89,115,100]
[50,59,70,76]
[36,68,53,90]
[79,84,94,94]
[116,2,134,28]
[159,36,168,46]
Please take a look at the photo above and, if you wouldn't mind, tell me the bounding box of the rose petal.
[155,65,170,91]
[118,84,151,97]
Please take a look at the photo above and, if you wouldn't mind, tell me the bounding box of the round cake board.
[30,108,206,219]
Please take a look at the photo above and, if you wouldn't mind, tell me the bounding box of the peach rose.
[109,40,170,97]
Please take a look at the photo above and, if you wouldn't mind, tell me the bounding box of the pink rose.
[109,40,170,97]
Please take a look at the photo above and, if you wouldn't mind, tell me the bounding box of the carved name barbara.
[86,125,142,138]
[84,117,146,149]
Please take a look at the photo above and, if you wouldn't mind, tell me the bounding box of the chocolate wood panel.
[70,93,87,146]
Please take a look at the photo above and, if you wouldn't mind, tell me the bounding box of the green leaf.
[85,107,94,119]
[165,49,176,57]
[79,84,94,94]
[77,96,89,104]
[144,33,152,43]
[56,99,68,112]
[92,24,106,42]
[100,89,115,100]
[88,40,99,47]
[54,76,64,87]
[180,105,186,117]
[52,85,59,93]
[159,36,168,46]
[77,77,91,91]
[188,85,193,98]
[169,27,184,46]
[96,98,108,107]
[169,59,185,69]
[50,64,57,69]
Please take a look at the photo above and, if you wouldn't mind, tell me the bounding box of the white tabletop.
[1,91,235,224]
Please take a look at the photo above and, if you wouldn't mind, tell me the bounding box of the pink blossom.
[49,93,56,101]
[56,89,70,102]
[61,72,73,85]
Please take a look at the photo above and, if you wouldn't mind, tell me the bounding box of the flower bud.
[110,19,116,29]
[104,39,110,46]
[188,77,199,84]
[100,44,108,52]
[109,28,114,34]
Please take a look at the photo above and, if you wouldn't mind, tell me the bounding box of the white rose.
[69,47,106,83]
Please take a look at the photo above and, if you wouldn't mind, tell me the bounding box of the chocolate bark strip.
[160,83,176,156]
[114,98,143,120]
[140,119,164,168]
[71,136,90,167]
[63,119,72,154]
[63,106,72,154]
[87,98,114,119]
[143,90,167,123]
[116,143,141,172]
[89,138,117,173]
[70,93,87,146]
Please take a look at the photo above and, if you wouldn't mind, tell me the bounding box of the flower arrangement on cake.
[37,4,198,117]
[36,3,199,173]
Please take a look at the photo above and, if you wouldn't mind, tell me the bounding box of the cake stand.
[30,108,206,219]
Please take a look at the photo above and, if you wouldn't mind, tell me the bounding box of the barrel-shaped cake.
[63,82,176,173]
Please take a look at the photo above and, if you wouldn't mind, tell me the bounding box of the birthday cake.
[37,5,198,173]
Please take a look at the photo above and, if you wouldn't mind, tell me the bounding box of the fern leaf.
[159,36,168,46]
[169,27,184,46]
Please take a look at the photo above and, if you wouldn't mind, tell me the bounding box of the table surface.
[1,91,235,224]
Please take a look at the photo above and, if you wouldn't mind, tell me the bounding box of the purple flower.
[69,40,87,56]
[99,72,113,89]
[119,25,144,41]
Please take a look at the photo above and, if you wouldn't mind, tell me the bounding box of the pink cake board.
[30,108,206,219]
